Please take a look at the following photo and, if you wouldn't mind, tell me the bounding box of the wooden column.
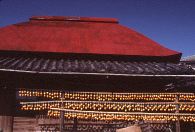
[60,111,65,132]
[60,92,64,132]
[0,87,16,132]
[175,94,180,132]
[73,117,78,131]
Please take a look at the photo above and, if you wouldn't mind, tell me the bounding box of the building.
[181,55,195,69]
[0,16,194,132]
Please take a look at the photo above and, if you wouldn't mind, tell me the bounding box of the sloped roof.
[0,16,181,61]
[0,56,193,75]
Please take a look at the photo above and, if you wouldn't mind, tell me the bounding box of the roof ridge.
[30,16,119,23]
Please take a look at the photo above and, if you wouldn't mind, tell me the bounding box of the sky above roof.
[0,0,194,57]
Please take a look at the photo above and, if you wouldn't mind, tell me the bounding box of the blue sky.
[0,0,194,57]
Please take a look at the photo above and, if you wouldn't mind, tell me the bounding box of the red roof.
[0,16,181,59]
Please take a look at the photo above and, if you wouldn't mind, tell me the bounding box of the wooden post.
[175,94,180,132]
[73,117,78,131]
[0,87,16,132]
[60,92,65,132]
[60,111,65,132]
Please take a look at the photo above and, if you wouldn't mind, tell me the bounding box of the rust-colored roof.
[0,16,181,60]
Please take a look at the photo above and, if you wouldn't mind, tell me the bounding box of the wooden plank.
[0,116,13,132]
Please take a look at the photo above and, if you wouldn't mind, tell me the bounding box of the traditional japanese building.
[182,55,195,69]
[0,16,194,132]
